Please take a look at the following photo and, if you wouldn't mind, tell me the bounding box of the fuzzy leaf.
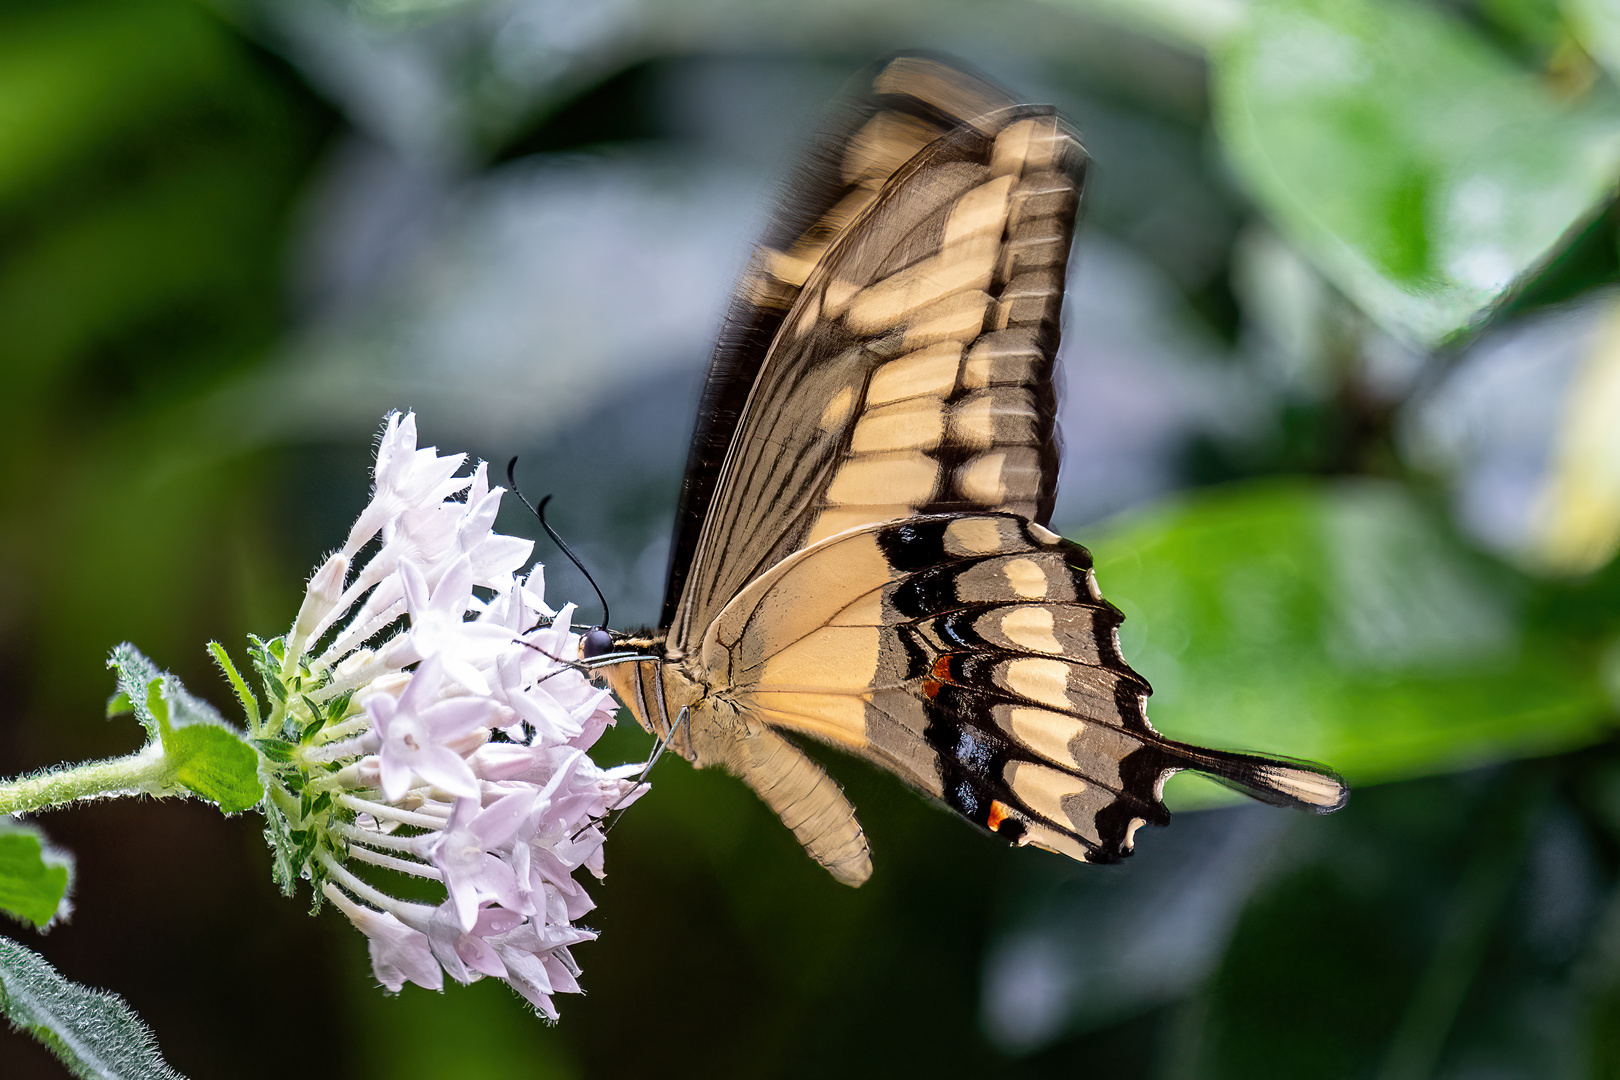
[159,723,262,814]
[0,935,185,1080]
[0,822,70,928]
[104,646,263,812]
[105,644,162,743]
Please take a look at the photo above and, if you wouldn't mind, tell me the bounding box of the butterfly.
[588,54,1347,886]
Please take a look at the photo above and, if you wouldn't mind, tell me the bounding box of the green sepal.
[288,829,318,877]
[246,635,285,704]
[261,808,299,895]
[207,641,259,729]
[250,738,296,764]
[298,694,326,733]
[326,689,355,722]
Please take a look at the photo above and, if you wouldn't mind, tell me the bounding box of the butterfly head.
[574,626,662,668]
[580,627,616,660]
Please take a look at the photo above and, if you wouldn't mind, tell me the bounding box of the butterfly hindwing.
[704,512,1152,863]
[702,513,1346,865]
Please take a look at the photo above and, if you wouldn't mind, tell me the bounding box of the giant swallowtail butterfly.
[591,55,1347,886]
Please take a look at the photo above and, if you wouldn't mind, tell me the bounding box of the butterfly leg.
[571,706,693,842]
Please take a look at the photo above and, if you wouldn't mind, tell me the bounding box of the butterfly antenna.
[506,457,611,627]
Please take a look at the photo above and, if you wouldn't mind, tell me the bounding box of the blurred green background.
[4,0,1620,1076]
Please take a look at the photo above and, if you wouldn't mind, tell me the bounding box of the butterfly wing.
[665,60,1083,649]
[700,514,1347,864]
[632,55,1345,884]
[663,55,1027,632]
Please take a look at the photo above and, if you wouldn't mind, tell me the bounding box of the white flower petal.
[288,411,642,1015]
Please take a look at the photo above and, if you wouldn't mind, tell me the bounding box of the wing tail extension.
[1158,739,1349,814]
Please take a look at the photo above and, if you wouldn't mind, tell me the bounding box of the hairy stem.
[0,745,174,816]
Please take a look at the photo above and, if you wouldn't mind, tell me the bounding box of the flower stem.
[0,745,174,816]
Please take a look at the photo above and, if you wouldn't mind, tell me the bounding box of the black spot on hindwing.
[890,566,959,619]
[876,517,953,573]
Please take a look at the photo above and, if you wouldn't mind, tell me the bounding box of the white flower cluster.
[256,412,641,1019]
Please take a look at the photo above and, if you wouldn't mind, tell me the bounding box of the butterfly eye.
[581,628,615,659]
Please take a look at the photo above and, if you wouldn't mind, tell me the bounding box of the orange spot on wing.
[987,800,1013,832]
[922,655,955,700]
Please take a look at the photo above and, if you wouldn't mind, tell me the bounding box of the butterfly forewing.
[669,104,1084,648]
[662,55,1026,630]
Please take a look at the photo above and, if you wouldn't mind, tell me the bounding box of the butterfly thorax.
[600,636,730,764]
[599,626,874,884]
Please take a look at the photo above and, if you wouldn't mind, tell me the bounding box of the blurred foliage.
[1095,480,1615,804]
[0,0,1619,1077]
[1215,0,1620,344]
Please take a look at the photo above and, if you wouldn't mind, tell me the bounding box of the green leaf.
[0,934,185,1080]
[1213,0,1620,344]
[159,723,262,814]
[0,822,70,928]
[1083,479,1614,808]
[155,674,261,812]
[104,645,263,812]
[1568,0,1620,82]
[144,681,168,734]
[106,644,162,742]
